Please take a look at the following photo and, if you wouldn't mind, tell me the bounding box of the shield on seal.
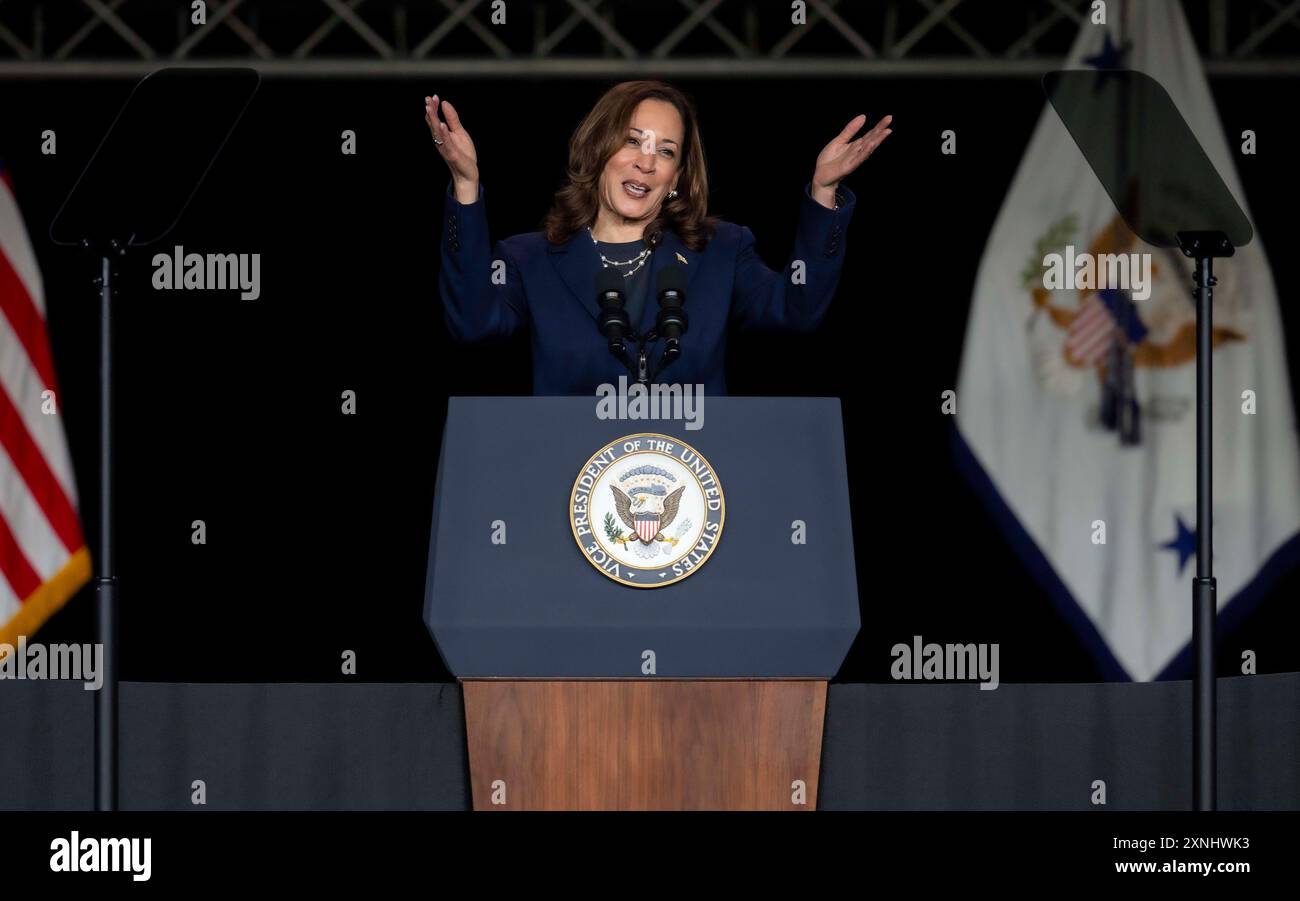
[635,513,660,543]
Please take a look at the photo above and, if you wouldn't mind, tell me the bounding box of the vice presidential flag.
[0,162,92,645]
[954,0,1300,680]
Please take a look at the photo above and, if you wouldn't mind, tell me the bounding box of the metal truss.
[0,0,1296,77]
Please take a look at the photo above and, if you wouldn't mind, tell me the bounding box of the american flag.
[1065,287,1149,366]
[1065,293,1119,366]
[0,161,91,646]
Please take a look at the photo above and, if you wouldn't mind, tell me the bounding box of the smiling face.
[597,98,684,225]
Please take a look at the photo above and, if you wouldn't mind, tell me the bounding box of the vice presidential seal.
[569,433,725,588]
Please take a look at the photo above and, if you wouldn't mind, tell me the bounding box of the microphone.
[595,267,634,371]
[654,264,689,366]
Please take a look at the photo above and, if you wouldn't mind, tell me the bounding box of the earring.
[667,190,679,199]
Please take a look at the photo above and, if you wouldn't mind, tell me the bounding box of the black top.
[594,238,654,336]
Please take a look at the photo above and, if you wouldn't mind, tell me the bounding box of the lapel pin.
[676,252,688,265]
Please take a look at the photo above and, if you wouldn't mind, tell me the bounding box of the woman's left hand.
[812,113,892,206]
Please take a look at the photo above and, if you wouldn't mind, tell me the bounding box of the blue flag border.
[951,422,1300,681]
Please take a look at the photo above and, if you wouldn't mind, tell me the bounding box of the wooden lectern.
[425,398,859,812]
[462,680,826,810]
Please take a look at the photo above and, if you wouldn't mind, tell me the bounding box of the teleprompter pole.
[1180,231,1232,812]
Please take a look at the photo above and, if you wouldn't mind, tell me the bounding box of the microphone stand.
[651,337,680,380]
[635,330,657,386]
[620,330,683,385]
[608,330,678,386]
[604,265,688,385]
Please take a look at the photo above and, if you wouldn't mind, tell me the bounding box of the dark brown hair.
[542,80,718,251]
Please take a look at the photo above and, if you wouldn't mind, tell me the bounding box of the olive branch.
[1021,214,1077,290]
[604,512,628,546]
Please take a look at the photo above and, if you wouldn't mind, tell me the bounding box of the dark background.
[1,69,1296,683]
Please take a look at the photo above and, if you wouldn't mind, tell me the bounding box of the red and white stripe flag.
[0,162,91,646]
[1064,294,1117,366]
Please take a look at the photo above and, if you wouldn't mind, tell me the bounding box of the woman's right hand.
[425,94,479,203]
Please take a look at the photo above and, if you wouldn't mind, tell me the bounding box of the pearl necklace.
[588,226,652,278]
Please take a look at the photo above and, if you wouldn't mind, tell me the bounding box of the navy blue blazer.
[439,178,857,395]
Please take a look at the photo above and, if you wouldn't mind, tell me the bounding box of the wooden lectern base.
[462,680,827,811]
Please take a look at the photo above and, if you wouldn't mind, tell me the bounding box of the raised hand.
[425,94,480,203]
[812,113,892,207]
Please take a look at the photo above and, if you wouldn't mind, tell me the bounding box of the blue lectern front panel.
[423,397,860,677]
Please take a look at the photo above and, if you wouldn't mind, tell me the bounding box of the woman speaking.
[426,80,890,395]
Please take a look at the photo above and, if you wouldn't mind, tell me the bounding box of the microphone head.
[654,263,688,341]
[595,266,629,339]
[596,266,625,297]
[655,263,688,300]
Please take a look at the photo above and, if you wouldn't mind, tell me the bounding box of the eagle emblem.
[608,465,686,558]
[1025,211,1246,444]
[569,433,725,588]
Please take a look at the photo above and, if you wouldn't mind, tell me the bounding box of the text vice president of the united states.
[428,80,892,395]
